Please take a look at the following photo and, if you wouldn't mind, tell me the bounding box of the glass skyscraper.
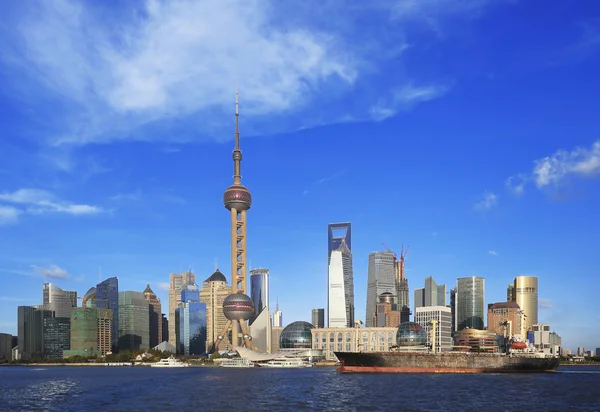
[456,276,485,331]
[43,317,71,359]
[42,283,77,318]
[176,283,207,355]
[17,306,52,360]
[366,250,396,327]
[118,291,149,352]
[327,223,355,328]
[96,277,119,352]
[249,268,269,326]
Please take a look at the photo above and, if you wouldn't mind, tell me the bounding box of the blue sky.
[1,0,599,351]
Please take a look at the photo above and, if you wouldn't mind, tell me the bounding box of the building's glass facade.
[280,321,315,349]
[415,306,453,351]
[42,283,77,318]
[177,283,207,355]
[96,277,119,352]
[249,269,269,325]
[17,306,52,360]
[365,251,396,327]
[396,321,427,347]
[327,223,354,328]
[456,276,485,331]
[43,317,71,358]
[118,291,150,352]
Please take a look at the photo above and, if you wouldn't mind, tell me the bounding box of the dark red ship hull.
[334,351,560,373]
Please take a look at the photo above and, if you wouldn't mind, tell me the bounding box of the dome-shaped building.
[279,321,314,349]
[396,321,427,347]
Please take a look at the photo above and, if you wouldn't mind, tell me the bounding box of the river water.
[1,365,599,411]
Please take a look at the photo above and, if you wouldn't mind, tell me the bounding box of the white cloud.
[0,206,22,225]
[539,298,553,309]
[0,188,103,216]
[0,0,502,147]
[474,191,498,211]
[487,250,498,256]
[157,282,170,292]
[506,140,600,193]
[370,84,449,121]
[31,264,70,279]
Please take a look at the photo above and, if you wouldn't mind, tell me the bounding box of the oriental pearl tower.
[212,87,255,351]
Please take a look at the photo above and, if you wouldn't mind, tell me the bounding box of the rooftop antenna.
[276,296,279,311]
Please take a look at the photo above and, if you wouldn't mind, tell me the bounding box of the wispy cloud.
[487,250,498,256]
[31,264,70,279]
[474,191,498,211]
[303,170,345,195]
[506,140,600,194]
[0,206,22,225]
[110,191,142,202]
[539,298,553,309]
[370,84,450,121]
[0,188,104,219]
[157,282,170,292]
[0,0,503,148]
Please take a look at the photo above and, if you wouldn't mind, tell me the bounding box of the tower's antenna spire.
[276,296,279,311]
[214,257,218,271]
[235,84,240,150]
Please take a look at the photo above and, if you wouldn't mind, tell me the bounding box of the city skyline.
[1,1,599,351]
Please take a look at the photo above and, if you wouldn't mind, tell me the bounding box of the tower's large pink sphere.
[223,292,254,321]
[223,184,252,211]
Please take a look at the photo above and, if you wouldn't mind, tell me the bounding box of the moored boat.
[259,358,312,368]
[219,358,255,368]
[151,356,189,368]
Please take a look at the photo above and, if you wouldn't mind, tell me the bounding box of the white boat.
[151,356,189,368]
[259,358,312,368]
[219,357,255,368]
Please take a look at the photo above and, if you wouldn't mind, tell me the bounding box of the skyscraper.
[42,283,77,318]
[200,269,232,351]
[455,276,485,331]
[96,277,119,352]
[143,284,162,348]
[17,306,52,360]
[312,308,325,329]
[273,298,282,327]
[168,270,195,348]
[415,306,453,351]
[365,250,396,327]
[176,282,207,355]
[217,88,255,349]
[249,268,271,353]
[249,268,269,325]
[327,222,354,328]
[513,276,538,337]
[118,291,150,352]
[43,317,71,359]
[414,276,446,313]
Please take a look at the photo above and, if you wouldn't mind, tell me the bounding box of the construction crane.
[381,242,410,280]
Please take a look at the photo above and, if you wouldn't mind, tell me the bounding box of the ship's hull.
[334,351,560,373]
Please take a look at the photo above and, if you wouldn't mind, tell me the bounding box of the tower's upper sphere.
[223,184,252,211]
[222,292,254,321]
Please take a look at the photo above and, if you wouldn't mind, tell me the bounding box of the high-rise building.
[0,333,12,362]
[176,283,207,355]
[43,317,70,359]
[507,283,515,302]
[17,306,52,360]
[96,277,119,352]
[395,248,410,312]
[168,271,195,348]
[449,288,457,334]
[414,276,446,313]
[415,306,453,351]
[312,309,325,329]
[63,307,113,358]
[373,293,401,328]
[199,269,232,351]
[487,302,521,337]
[118,291,150,352]
[273,298,282,327]
[512,276,538,337]
[327,222,354,328]
[365,250,396,327]
[249,268,269,325]
[143,284,162,348]
[42,283,77,318]
[455,276,485,331]
[249,268,271,353]
[161,314,169,344]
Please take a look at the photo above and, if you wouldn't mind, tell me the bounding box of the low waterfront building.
[453,328,498,352]
[311,326,398,361]
[532,324,551,353]
[271,326,283,353]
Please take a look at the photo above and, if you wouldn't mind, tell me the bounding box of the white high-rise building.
[415,306,453,351]
[365,250,397,327]
[273,297,282,327]
[327,223,354,328]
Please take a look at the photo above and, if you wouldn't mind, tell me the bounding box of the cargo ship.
[334,351,560,373]
[335,321,560,373]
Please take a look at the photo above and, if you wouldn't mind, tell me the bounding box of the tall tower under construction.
[212,88,255,351]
